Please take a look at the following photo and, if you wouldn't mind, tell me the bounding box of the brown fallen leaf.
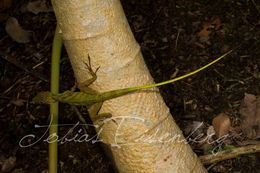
[197,17,222,41]
[1,156,16,173]
[183,121,204,137]
[0,0,12,11]
[10,99,25,107]
[207,125,215,137]
[212,113,231,138]
[239,93,260,139]
[5,17,31,43]
[21,0,53,14]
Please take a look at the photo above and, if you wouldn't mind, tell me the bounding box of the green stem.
[49,26,62,173]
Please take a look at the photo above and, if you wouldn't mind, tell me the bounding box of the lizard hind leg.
[88,102,104,121]
[88,102,114,128]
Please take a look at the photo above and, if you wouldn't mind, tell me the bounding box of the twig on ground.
[200,143,260,165]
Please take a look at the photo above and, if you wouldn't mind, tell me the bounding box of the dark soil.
[0,0,259,173]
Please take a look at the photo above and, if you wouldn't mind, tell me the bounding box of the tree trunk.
[51,0,207,172]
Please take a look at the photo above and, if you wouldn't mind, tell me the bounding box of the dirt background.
[0,0,259,172]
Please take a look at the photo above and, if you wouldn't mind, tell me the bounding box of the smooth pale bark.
[52,0,207,172]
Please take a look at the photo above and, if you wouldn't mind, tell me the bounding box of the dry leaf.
[239,93,260,139]
[183,121,204,137]
[10,99,24,107]
[197,17,222,41]
[1,156,16,173]
[212,113,231,138]
[21,0,52,14]
[0,0,12,11]
[5,17,31,43]
[207,125,215,137]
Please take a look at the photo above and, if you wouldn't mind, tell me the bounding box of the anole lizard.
[33,50,233,122]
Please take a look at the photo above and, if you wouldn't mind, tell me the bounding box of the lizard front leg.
[77,55,100,91]
[76,56,113,127]
[70,55,101,130]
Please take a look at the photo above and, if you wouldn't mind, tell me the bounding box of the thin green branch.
[49,26,62,173]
